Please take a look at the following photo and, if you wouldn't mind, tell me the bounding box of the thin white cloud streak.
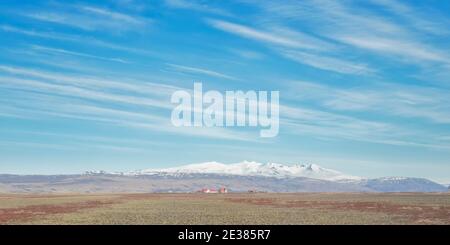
[0,140,145,153]
[3,130,164,146]
[258,99,444,149]
[0,25,73,40]
[208,19,327,51]
[66,104,166,122]
[281,105,390,130]
[275,87,450,150]
[312,0,405,34]
[24,5,149,32]
[0,25,159,57]
[243,0,450,77]
[280,104,396,140]
[288,81,450,124]
[438,136,450,142]
[281,116,450,150]
[2,127,153,152]
[0,141,74,151]
[228,49,265,60]
[81,6,144,25]
[126,121,256,142]
[0,72,257,141]
[1,64,447,147]
[0,67,390,143]
[2,75,446,148]
[2,96,256,142]
[167,63,238,80]
[1,70,441,147]
[280,49,373,75]
[0,111,26,119]
[0,76,171,109]
[334,36,450,64]
[0,65,178,97]
[207,19,370,75]
[165,0,232,16]
[30,45,130,64]
[266,0,449,65]
[286,121,450,150]
[370,0,450,36]
[246,0,405,36]
[25,12,103,31]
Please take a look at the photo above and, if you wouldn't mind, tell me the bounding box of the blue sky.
[0,0,449,183]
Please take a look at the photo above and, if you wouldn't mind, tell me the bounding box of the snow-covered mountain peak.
[127,161,362,181]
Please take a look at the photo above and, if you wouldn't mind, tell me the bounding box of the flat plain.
[0,193,449,224]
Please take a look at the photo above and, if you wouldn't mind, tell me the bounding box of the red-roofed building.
[199,187,228,193]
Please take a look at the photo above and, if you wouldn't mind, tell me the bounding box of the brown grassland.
[0,193,449,225]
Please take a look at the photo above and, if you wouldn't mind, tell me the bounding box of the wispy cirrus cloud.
[334,35,450,64]
[237,0,450,81]
[265,0,449,65]
[30,45,130,64]
[0,65,256,142]
[287,81,450,124]
[227,49,265,60]
[1,65,436,148]
[164,0,232,16]
[370,0,450,36]
[0,25,74,40]
[23,4,149,32]
[207,18,370,75]
[0,25,163,59]
[1,92,256,142]
[0,65,177,97]
[207,19,329,51]
[167,63,238,80]
[0,65,417,146]
[280,104,450,150]
[0,76,171,109]
[279,49,373,75]
[0,139,146,153]
[280,104,396,142]
[81,6,144,25]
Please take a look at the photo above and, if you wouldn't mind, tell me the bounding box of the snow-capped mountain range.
[124,161,362,181]
[1,161,447,193]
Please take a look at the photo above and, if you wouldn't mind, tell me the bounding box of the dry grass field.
[0,193,449,225]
